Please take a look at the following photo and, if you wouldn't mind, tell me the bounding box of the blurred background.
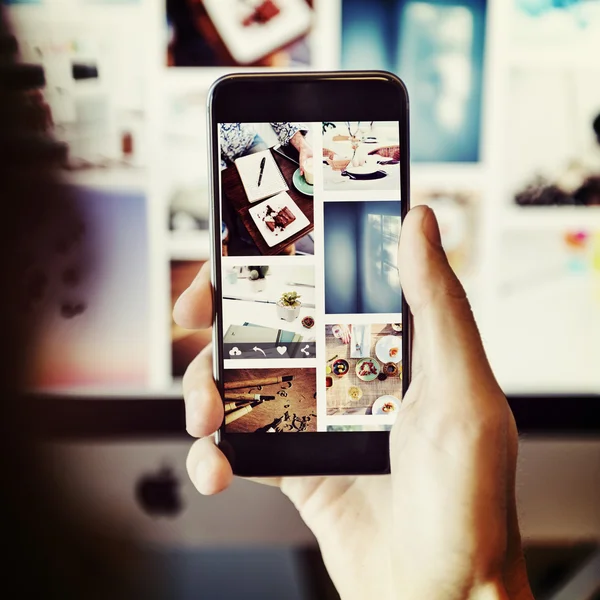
[3,0,599,598]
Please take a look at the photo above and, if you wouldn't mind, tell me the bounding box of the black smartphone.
[209,72,411,477]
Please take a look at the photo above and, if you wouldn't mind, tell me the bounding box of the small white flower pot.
[277,301,301,322]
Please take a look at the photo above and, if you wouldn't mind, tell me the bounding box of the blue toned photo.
[324,201,402,315]
[341,0,486,162]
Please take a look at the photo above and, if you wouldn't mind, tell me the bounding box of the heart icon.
[229,347,242,356]
[276,346,287,355]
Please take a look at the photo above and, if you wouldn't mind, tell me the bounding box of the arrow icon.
[253,346,266,357]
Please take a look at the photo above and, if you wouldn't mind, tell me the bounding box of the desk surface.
[225,367,317,433]
[222,299,316,341]
[222,149,314,256]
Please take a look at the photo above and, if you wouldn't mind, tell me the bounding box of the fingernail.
[421,206,442,249]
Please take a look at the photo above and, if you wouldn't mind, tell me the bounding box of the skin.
[289,130,313,176]
[334,324,351,344]
[173,206,534,600]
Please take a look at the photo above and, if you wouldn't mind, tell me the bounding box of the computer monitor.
[9,0,599,437]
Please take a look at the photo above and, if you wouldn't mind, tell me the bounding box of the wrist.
[290,130,306,151]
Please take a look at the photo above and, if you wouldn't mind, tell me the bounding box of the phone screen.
[217,121,403,435]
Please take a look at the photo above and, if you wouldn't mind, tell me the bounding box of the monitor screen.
[7,0,600,404]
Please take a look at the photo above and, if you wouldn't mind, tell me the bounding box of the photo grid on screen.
[219,121,403,433]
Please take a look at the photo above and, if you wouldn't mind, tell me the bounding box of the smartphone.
[209,72,411,477]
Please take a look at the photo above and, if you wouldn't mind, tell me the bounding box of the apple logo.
[135,466,183,518]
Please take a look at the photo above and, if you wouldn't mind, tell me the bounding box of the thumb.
[399,206,498,399]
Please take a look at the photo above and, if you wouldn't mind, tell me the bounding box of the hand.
[333,324,351,344]
[290,130,313,176]
[173,206,533,600]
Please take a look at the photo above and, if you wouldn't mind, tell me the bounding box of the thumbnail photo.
[224,368,317,433]
[324,201,402,314]
[167,0,313,67]
[171,260,211,378]
[508,67,600,207]
[220,123,315,256]
[223,264,316,359]
[322,122,401,193]
[325,323,403,417]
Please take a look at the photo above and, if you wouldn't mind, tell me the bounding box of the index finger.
[173,261,213,330]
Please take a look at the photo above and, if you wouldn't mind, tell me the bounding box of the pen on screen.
[224,400,252,413]
[225,401,261,425]
[257,156,266,187]
[224,375,294,390]
[224,393,276,402]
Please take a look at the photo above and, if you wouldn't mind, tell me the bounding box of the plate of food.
[341,160,387,180]
[375,335,401,363]
[372,395,401,415]
[332,359,349,376]
[301,316,315,329]
[356,357,380,382]
[347,386,363,402]
[249,192,310,247]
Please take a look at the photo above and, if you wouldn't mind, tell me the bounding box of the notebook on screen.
[234,149,288,203]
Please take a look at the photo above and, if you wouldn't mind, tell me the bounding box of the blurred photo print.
[489,228,600,391]
[222,264,316,359]
[220,122,315,256]
[31,187,150,390]
[165,89,210,234]
[322,121,401,193]
[508,68,600,207]
[341,0,486,162]
[223,368,317,433]
[166,0,314,67]
[324,201,401,315]
[16,26,147,173]
[512,0,600,52]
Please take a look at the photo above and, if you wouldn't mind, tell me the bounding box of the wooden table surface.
[325,324,403,416]
[224,368,317,433]
[221,149,314,256]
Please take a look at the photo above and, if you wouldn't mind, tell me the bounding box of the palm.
[268,381,424,600]
[279,474,393,599]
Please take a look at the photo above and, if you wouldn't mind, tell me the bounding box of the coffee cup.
[303,157,314,185]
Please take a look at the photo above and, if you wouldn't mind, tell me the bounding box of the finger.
[173,261,213,330]
[398,206,499,398]
[187,436,233,495]
[398,223,422,380]
[182,345,224,438]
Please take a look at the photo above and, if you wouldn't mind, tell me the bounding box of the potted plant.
[277,291,301,322]
[248,266,268,292]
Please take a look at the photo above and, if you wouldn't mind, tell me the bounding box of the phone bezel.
[208,71,411,477]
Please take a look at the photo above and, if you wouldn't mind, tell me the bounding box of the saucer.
[292,168,314,196]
